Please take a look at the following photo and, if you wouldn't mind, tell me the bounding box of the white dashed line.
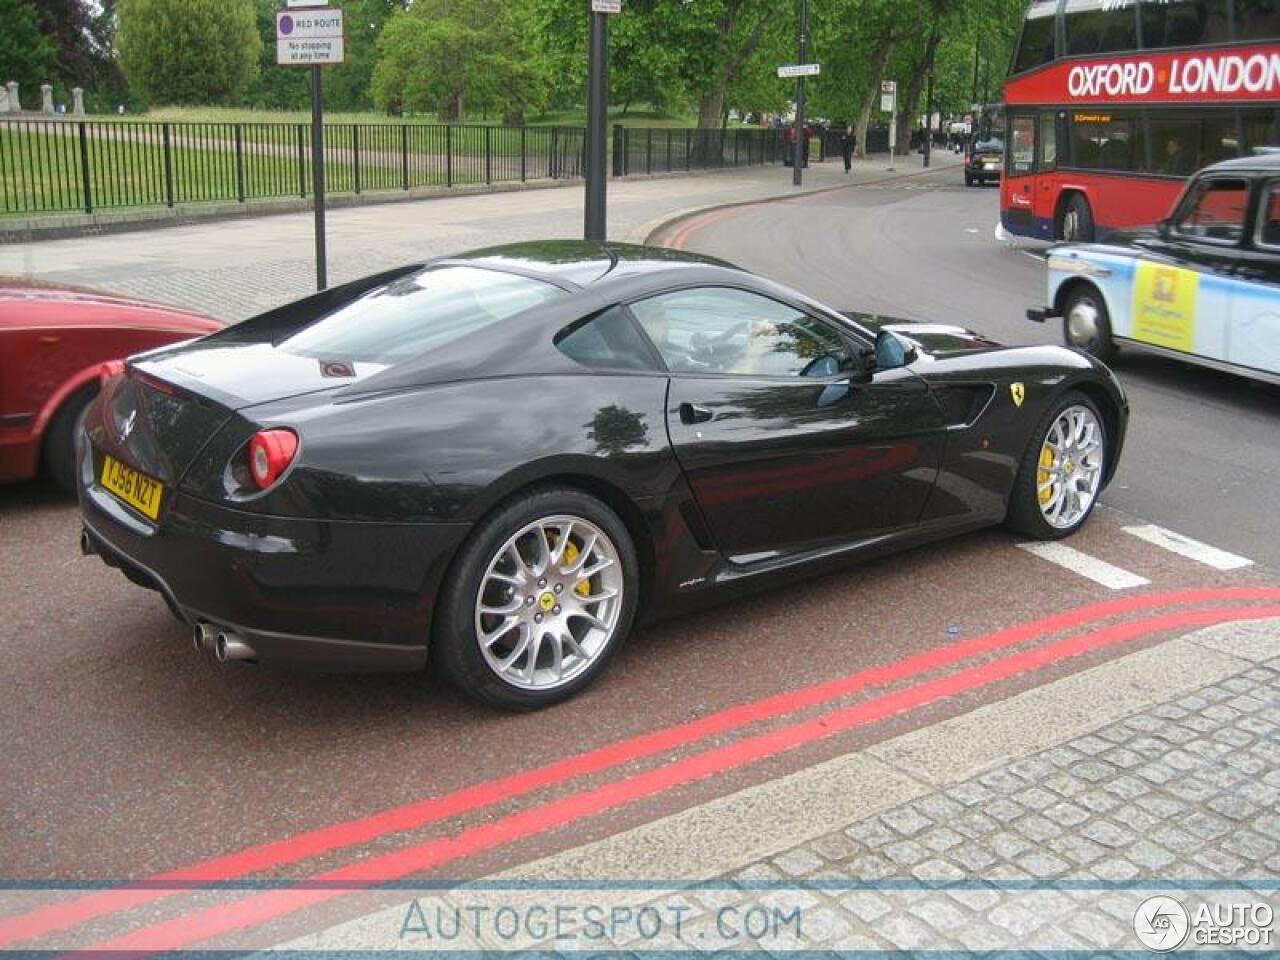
[1017,542,1151,590]
[1123,525,1254,571]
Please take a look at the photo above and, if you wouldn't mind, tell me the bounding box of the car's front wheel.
[1063,284,1117,364]
[434,487,638,710]
[1006,391,1108,540]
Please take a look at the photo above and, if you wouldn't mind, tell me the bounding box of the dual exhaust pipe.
[192,621,256,663]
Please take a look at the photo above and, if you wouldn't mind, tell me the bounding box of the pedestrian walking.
[840,124,856,174]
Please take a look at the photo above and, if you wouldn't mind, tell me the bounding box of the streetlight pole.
[791,0,808,187]
[584,6,609,242]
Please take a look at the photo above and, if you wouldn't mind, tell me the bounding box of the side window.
[1009,115,1036,174]
[1234,0,1280,42]
[1256,181,1280,252]
[555,306,659,372]
[1139,0,1230,48]
[1013,1,1059,74]
[1064,0,1138,55]
[1040,113,1058,171]
[1173,177,1251,244]
[1147,114,1201,175]
[630,288,853,378]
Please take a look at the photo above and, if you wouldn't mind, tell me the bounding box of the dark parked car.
[80,242,1127,708]
[1030,152,1280,382]
[966,135,1005,187]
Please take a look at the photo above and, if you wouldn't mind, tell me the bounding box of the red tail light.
[248,429,299,490]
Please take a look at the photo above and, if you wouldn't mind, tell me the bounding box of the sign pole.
[791,0,808,187]
[311,63,327,290]
[584,3,609,243]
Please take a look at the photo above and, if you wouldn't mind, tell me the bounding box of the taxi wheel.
[432,486,639,711]
[44,384,97,497]
[964,172,975,187]
[1063,285,1116,364]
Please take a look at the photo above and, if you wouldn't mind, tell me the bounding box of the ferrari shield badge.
[1010,382,1025,408]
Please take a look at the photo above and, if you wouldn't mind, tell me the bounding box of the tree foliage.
[371,0,548,123]
[117,0,261,105]
[0,0,57,102]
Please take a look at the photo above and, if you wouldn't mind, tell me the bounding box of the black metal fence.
[0,118,786,218]
[612,126,786,176]
[0,119,588,216]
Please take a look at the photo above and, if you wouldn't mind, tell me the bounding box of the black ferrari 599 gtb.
[79,241,1127,708]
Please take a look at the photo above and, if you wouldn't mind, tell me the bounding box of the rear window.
[280,266,564,363]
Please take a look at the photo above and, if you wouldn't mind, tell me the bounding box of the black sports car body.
[80,241,1128,707]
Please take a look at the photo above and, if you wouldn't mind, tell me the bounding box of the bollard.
[40,83,53,114]
[72,88,84,116]
[6,82,19,113]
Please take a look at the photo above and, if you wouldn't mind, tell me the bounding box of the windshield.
[280,266,565,364]
[975,137,1005,152]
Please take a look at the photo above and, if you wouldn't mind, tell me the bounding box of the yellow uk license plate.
[101,455,165,520]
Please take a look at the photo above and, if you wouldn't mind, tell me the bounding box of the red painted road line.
[4,586,1277,949]
[664,207,739,250]
[82,602,1280,955]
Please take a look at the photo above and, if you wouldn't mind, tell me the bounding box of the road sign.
[590,0,621,12]
[881,79,897,113]
[778,63,820,78]
[277,9,344,65]
[286,0,328,6]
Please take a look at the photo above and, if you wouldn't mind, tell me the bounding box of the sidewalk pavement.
[267,618,1280,954]
[0,153,962,324]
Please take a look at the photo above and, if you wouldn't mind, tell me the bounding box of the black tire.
[43,385,97,496]
[1059,193,1095,242]
[1062,284,1117,364]
[964,172,975,187]
[432,487,639,710]
[1006,390,1108,540]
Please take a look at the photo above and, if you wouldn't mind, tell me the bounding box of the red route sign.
[1006,43,1280,105]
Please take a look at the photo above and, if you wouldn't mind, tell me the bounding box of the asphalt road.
[655,167,1280,571]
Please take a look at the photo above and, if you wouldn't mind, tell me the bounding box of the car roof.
[1201,151,1280,176]
[437,240,744,290]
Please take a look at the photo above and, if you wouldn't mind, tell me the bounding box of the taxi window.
[1257,182,1280,253]
[1173,178,1250,245]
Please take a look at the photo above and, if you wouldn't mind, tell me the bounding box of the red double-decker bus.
[1001,0,1279,242]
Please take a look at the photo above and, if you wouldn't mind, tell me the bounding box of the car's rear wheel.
[1006,391,1107,540]
[964,172,975,187]
[1063,285,1117,364]
[434,487,638,710]
[44,385,97,496]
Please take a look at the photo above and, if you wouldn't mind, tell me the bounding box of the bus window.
[1139,0,1230,49]
[1064,0,1138,56]
[1013,0,1058,74]
[1173,178,1250,243]
[1242,109,1280,155]
[1148,115,1201,175]
[1041,113,1058,171]
[1234,0,1280,43]
[1010,115,1036,174]
[1071,113,1137,171]
[1201,114,1241,166]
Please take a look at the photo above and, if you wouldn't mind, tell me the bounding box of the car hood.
[842,312,1004,359]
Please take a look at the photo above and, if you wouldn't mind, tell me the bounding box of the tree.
[117,0,261,105]
[371,0,547,123]
[32,0,123,97]
[0,0,56,103]
[325,0,406,112]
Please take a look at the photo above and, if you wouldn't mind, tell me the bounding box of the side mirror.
[1156,218,1172,239]
[874,329,917,371]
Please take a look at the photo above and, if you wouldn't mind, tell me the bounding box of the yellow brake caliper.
[555,536,593,597]
[1037,445,1055,505]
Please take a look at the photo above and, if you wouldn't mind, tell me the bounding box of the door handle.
[679,402,713,425]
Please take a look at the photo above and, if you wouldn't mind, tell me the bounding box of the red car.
[1,281,220,493]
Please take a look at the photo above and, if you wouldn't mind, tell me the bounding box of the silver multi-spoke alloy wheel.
[1036,405,1105,530]
[474,515,624,691]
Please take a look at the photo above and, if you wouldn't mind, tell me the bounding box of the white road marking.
[1123,525,1254,571]
[1017,542,1151,590]
[1021,250,1046,263]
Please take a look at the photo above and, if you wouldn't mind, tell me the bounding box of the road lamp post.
[584,4,610,242]
[791,0,809,187]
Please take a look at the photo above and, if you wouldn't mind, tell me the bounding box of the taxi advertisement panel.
[1131,262,1199,353]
